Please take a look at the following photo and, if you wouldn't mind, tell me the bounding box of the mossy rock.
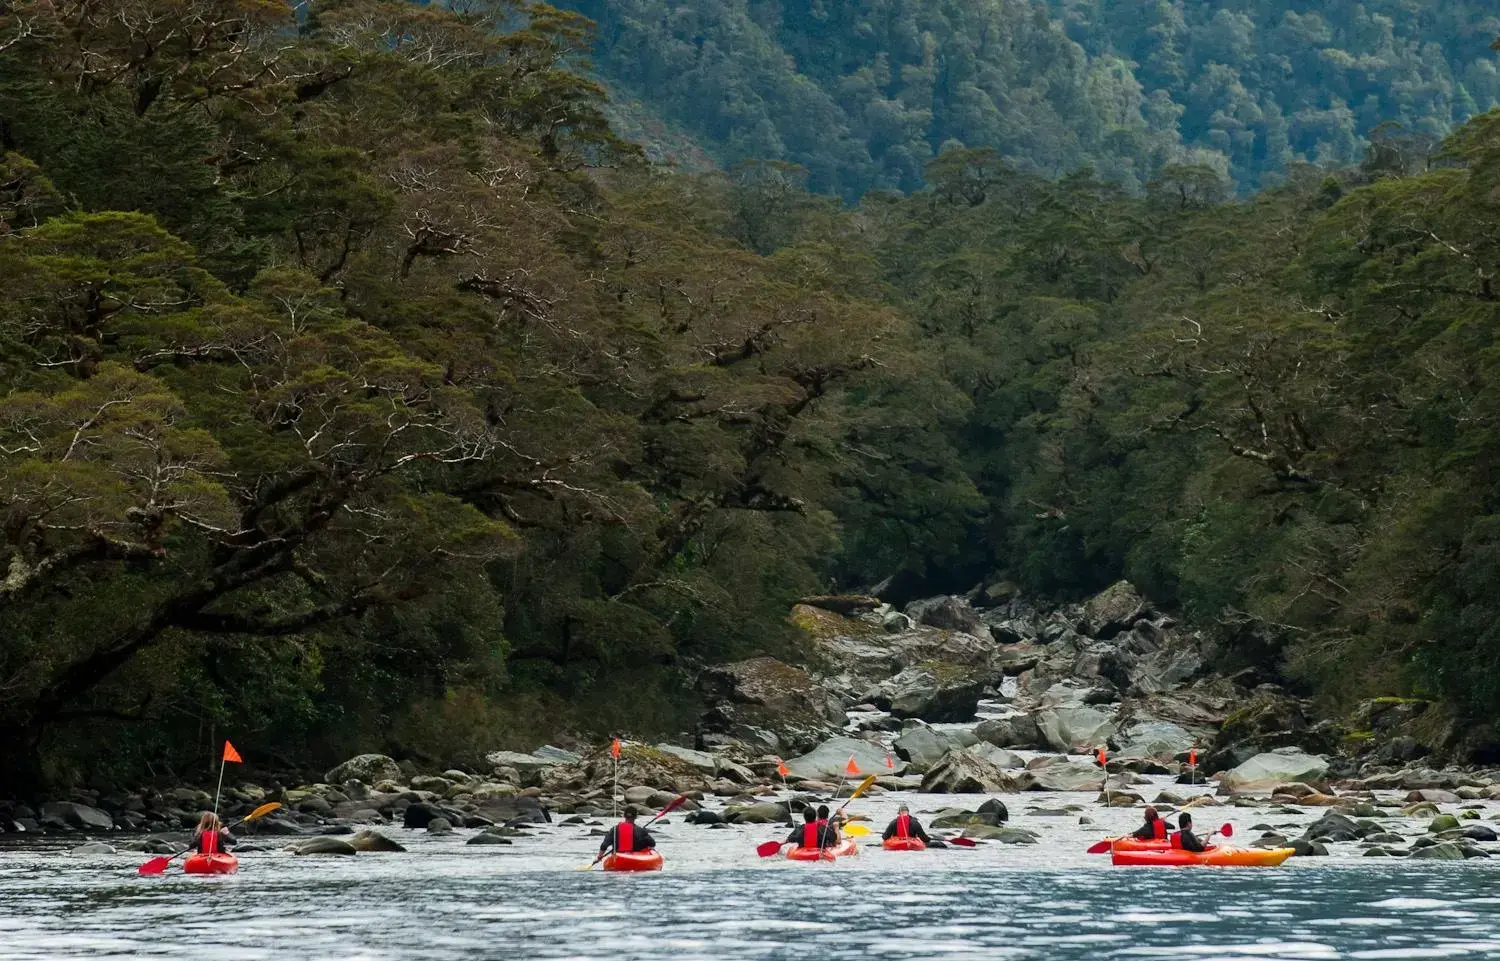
[1428,814,1461,833]
[788,604,877,640]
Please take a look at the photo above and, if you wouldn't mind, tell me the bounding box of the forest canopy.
[4,0,1500,790]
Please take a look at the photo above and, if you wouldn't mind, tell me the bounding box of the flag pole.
[212,746,228,820]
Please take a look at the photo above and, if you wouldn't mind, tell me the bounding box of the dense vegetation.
[5,0,1500,792]
[571,0,1500,197]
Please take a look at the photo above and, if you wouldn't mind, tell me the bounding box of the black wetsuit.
[599,822,655,854]
[1174,828,1206,853]
[882,814,931,842]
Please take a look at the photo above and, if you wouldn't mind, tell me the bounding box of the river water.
[2,788,1499,961]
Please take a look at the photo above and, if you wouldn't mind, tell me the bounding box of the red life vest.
[1169,831,1184,849]
[803,823,819,848]
[896,814,911,839]
[1152,819,1167,840]
[617,822,635,853]
[200,829,219,854]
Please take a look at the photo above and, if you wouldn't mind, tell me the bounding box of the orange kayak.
[602,849,663,872]
[787,838,859,862]
[183,853,238,875]
[1111,845,1294,867]
[882,836,926,852]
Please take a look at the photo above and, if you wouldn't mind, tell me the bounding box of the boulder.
[1203,692,1340,774]
[1220,750,1329,792]
[467,833,513,845]
[785,737,903,780]
[1026,756,1107,792]
[868,664,991,723]
[1405,789,1461,805]
[69,842,116,856]
[1428,814,1461,833]
[349,830,406,853]
[697,657,844,755]
[1081,581,1148,637]
[1114,721,1197,761]
[39,802,114,832]
[324,754,402,786]
[293,837,357,856]
[962,825,1038,844]
[1033,705,1116,753]
[974,714,1044,750]
[904,596,991,639]
[652,744,718,773]
[921,749,1031,793]
[722,803,786,825]
[425,817,453,835]
[965,743,1024,769]
[1409,841,1464,860]
[893,725,959,771]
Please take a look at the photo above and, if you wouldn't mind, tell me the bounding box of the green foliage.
[561,0,1500,197]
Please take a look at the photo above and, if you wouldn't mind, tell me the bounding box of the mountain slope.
[568,0,1500,197]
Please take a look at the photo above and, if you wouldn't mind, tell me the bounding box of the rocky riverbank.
[7,582,1500,862]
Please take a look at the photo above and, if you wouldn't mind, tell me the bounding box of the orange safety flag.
[1189,747,1198,767]
[885,752,895,770]
[222,741,242,764]
[610,738,621,760]
[844,755,861,777]
[1096,747,1107,767]
[776,758,790,778]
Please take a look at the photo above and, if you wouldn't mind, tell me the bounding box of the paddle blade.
[137,856,171,876]
[948,837,978,847]
[656,795,686,819]
[244,802,281,822]
[1220,823,1233,838]
[845,774,878,804]
[1086,840,1114,854]
[756,840,784,858]
[842,823,871,837]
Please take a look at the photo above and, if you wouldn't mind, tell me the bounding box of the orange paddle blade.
[756,840,784,858]
[137,856,171,876]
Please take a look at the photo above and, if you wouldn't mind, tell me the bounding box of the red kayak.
[882,837,926,852]
[183,853,238,875]
[602,849,663,872]
[787,839,859,862]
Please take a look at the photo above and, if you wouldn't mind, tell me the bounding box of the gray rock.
[904,596,992,639]
[965,743,1024,769]
[893,724,959,771]
[425,817,453,835]
[1025,756,1107,792]
[785,737,903,780]
[1082,581,1147,637]
[69,841,116,856]
[293,837,358,856]
[39,802,113,832]
[1409,841,1465,860]
[869,665,991,723]
[1033,705,1117,754]
[962,825,1038,844]
[1221,750,1329,792]
[921,749,1031,793]
[1114,721,1197,761]
[466,833,513,845]
[723,803,786,825]
[974,714,1043,750]
[349,830,406,853]
[325,755,402,785]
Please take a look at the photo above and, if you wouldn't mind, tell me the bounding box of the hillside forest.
[3,0,1500,791]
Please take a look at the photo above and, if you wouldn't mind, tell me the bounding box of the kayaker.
[1131,806,1168,841]
[1171,812,1207,852]
[786,809,835,849]
[191,812,234,854]
[882,804,931,843]
[816,804,839,844]
[599,805,656,856]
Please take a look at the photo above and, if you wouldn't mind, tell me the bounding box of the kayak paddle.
[1086,822,1233,854]
[582,794,687,870]
[841,823,872,837]
[137,802,282,876]
[756,839,785,858]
